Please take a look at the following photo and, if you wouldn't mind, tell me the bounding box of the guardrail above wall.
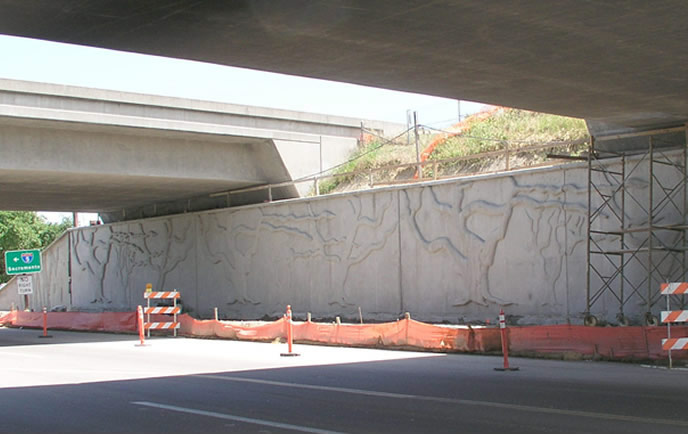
[211,138,590,203]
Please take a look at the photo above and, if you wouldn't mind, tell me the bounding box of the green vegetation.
[429,109,589,176]
[317,108,589,194]
[317,140,416,194]
[0,211,72,283]
[432,109,587,160]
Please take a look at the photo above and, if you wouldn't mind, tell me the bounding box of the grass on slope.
[317,140,421,194]
[318,108,589,194]
[432,108,588,158]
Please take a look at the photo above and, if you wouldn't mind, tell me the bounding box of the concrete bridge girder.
[0,80,378,220]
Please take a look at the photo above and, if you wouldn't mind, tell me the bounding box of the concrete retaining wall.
[0,233,70,310]
[1,152,684,325]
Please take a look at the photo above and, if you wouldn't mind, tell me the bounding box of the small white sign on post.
[17,275,33,295]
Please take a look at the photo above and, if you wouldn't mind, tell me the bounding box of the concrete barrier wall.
[0,233,70,310]
[61,162,598,323]
[0,276,22,310]
[6,151,682,325]
[273,136,358,197]
[32,233,71,310]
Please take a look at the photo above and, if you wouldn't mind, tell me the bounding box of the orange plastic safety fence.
[4,311,687,361]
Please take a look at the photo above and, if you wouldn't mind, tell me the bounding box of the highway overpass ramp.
[0,79,400,222]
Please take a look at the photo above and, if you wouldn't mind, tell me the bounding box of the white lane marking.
[131,401,347,434]
[198,375,688,428]
[641,364,688,372]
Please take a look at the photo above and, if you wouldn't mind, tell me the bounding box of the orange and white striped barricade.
[660,282,688,369]
[144,290,181,338]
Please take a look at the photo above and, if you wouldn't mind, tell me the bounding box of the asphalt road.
[0,327,686,433]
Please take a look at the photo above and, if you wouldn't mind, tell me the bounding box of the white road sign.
[17,275,33,295]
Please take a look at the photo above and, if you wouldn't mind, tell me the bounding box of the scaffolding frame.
[585,126,687,326]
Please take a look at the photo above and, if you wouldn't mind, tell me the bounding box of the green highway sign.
[4,249,42,275]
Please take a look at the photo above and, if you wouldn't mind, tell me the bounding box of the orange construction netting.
[414,106,503,179]
[0,310,684,361]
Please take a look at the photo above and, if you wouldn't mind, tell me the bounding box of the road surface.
[0,327,686,433]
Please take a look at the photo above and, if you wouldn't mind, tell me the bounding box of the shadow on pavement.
[0,326,139,347]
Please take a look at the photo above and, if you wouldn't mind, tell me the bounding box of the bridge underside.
[0,1,686,134]
[0,117,298,222]
[0,79,367,221]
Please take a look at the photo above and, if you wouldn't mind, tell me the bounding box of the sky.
[0,34,488,224]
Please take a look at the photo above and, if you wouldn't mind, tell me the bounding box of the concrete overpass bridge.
[0,79,399,222]
[1,2,687,218]
[0,0,686,135]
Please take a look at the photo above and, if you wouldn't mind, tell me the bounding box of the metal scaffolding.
[586,126,687,326]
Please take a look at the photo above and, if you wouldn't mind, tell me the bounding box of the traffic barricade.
[660,282,688,368]
[144,289,181,337]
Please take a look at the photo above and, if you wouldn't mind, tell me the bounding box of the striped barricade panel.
[661,283,688,367]
[660,282,688,295]
[143,289,181,337]
[144,291,180,299]
[144,306,182,315]
[662,338,688,351]
[661,310,688,323]
[144,322,180,330]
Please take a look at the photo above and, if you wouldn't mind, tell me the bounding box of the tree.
[0,211,72,283]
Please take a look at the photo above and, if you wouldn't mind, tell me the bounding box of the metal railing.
[210,137,589,202]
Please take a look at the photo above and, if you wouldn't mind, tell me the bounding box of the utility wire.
[422,124,589,146]
[360,126,413,147]
[422,117,463,127]
[292,121,589,185]
[292,126,414,182]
